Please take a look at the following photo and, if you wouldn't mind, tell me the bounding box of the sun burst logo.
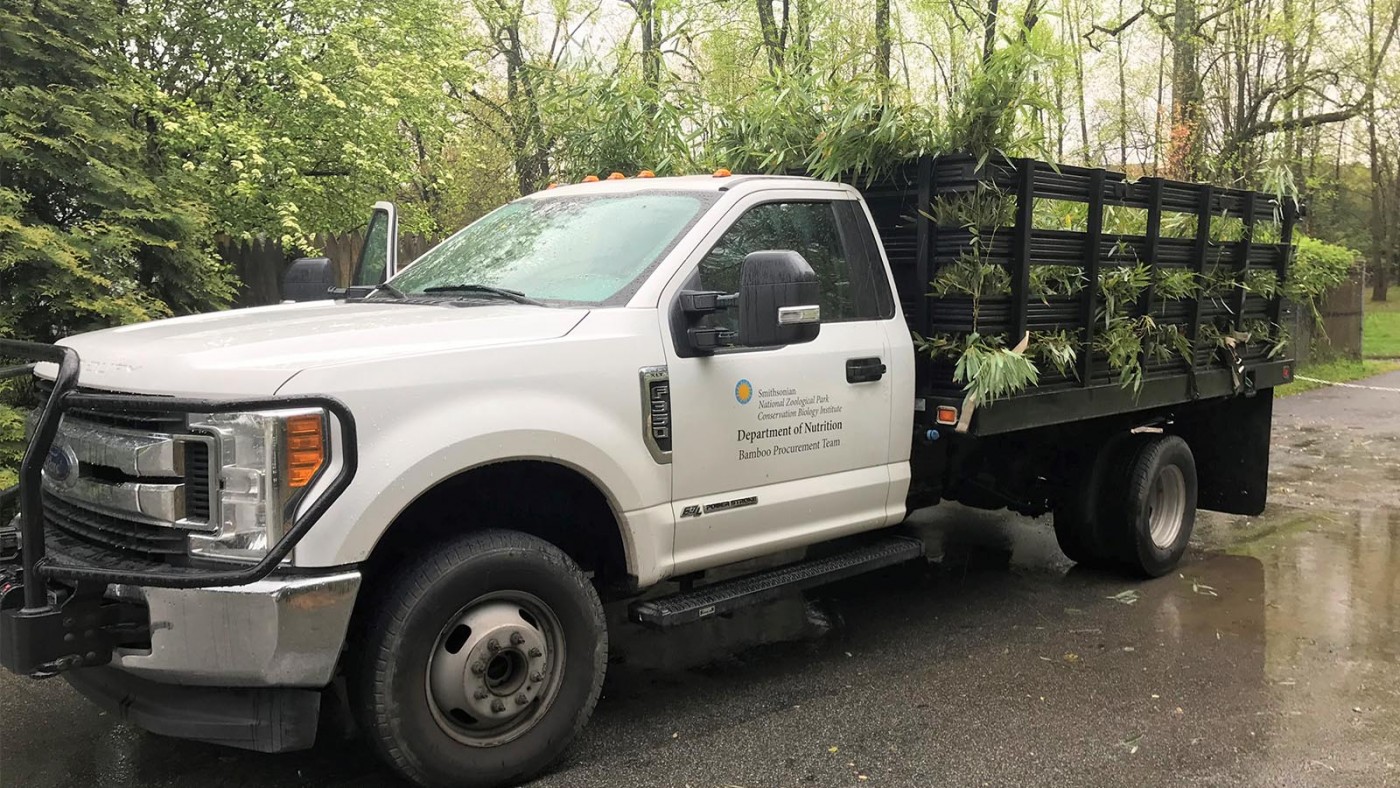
[735,379,753,404]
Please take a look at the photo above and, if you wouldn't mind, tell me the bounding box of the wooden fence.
[219,232,439,307]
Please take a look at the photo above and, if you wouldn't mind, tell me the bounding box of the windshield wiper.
[371,282,407,299]
[421,284,544,306]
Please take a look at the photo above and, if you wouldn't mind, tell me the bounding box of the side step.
[629,535,924,629]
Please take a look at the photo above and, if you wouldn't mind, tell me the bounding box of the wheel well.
[360,460,630,592]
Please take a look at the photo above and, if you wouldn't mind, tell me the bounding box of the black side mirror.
[737,250,821,347]
[282,257,339,302]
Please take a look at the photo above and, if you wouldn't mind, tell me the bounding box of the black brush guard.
[0,339,358,675]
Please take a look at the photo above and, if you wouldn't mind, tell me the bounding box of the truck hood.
[50,301,589,396]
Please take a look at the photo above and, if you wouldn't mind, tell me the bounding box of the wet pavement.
[3,372,1400,787]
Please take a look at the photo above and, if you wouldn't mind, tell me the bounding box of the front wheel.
[352,529,607,788]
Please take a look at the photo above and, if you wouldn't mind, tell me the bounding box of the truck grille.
[43,492,189,556]
[183,441,212,521]
[31,375,215,561]
[33,378,186,433]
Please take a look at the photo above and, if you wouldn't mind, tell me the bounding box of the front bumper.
[108,570,361,687]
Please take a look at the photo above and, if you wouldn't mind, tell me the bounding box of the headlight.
[187,408,333,563]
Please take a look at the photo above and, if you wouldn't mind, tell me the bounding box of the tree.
[0,0,232,344]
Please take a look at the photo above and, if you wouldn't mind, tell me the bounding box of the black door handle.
[846,357,886,383]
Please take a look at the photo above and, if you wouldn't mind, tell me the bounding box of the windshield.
[387,191,715,305]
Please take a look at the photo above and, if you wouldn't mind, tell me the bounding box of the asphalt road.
[3,372,1400,788]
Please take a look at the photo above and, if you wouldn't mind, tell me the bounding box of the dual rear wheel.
[1054,433,1198,577]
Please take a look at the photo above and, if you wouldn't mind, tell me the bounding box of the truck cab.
[1,174,923,787]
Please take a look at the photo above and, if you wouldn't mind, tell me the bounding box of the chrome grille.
[31,375,216,560]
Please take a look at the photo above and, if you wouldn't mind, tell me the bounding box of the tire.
[352,529,607,788]
[1052,435,1133,567]
[1100,435,1198,578]
[1052,485,1099,565]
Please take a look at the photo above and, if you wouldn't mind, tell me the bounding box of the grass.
[1364,286,1400,358]
[1279,357,1400,397]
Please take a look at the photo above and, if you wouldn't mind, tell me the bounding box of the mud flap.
[1173,391,1273,516]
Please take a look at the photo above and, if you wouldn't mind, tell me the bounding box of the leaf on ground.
[1188,578,1219,597]
[1107,589,1141,605]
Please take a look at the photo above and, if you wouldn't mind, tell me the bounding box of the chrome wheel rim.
[425,591,565,747]
[1147,465,1187,549]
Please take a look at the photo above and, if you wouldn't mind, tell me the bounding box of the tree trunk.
[1368,0,1388,302]
[638,0,660,94]
[982,0,1000,64]
[875,0,891,97]
[756,0,784,75]
[1165,0,1203,179]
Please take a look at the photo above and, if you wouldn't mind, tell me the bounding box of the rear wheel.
[1102,434,1198,577]
[1053,435,1132,568]
[353,529,607,788]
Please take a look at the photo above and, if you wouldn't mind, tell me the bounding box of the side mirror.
[737,250,821,347]
[281,257,339,302]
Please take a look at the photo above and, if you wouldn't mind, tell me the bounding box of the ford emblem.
[44,444,78,487]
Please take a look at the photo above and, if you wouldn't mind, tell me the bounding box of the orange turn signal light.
[286,413,326,488]
[545,182,559,189]
[713,168,732,177]
[935,406,959,426]
[581,175,600,183]
[637,170,656,178]
[607,172,626,180]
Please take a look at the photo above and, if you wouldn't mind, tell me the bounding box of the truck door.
[662,190,902,573]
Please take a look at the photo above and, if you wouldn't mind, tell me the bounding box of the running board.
[629,535,924,629]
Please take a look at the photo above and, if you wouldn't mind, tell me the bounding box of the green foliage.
[549,73,698,181]
[1154,269,1199,301]
[702,69,936,182]
[0,399,22,489]
[1029,266,1085,300]
[1097,264,1152,321]
[1243,269,1281,299]
[940,30,1053,162]
[929,256,1012,300]
[926,187,1016,230]
[1030,330,1080,378]
[123,0,472,241]
[1287,236,1358,331]
[951,333,1039,404]
[0,0,233,343]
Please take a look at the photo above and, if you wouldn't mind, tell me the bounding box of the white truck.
[0,160,1293,787]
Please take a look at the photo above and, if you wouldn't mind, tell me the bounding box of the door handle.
[846,357,886,383]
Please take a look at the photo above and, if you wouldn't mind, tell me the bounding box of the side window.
[694,201,893,331]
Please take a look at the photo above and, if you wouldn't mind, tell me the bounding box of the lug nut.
[487,638,501,653]
[490,698,505,713]
[515,693,529,706]
[471,661,486,676]
[510,631,525,646]
[530,672,543,683]
[474,688,488,700]
[528,647,543,658]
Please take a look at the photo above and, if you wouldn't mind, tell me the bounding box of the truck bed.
[854,154,1297,435]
